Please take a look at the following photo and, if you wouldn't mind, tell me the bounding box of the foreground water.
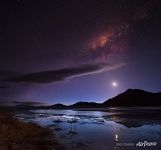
[14,108,161,150]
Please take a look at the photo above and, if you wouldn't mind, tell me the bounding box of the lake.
[14,108,161,150]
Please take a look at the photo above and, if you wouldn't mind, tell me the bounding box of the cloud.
[0,101,46,106]
[3,63,126,84]
[0,86,9,89]
[0,70,21,80]
[12,101,45,106]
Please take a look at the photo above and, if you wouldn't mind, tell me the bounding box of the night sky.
[0,0,161,105]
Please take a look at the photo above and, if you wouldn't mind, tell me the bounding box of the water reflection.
[115,134,118,142]
[68,122,78,136]
[109,115,161,128]
[14,109,161,150]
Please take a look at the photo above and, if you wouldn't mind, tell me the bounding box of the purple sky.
[0,0,161,105]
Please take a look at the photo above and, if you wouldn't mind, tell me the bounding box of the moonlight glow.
[112,81,118,87]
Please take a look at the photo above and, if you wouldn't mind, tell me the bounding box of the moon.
[111,81,118,87]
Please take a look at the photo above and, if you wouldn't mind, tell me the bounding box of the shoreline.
[0,106,161,112]
[0,111,66,150]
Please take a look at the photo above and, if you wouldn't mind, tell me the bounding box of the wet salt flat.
[14,109,161,150]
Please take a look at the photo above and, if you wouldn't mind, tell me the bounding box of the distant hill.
[50,103,67,109]
[69,102,101,108]
[103,89,161,107]
[1,89,161,110]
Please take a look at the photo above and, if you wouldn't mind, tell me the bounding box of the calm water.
[14,108,161,150]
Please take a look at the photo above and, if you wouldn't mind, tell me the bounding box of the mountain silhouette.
[1,89,161,109]
[51,103,67,109]
[103,89,161,107]
[69,102,101,108]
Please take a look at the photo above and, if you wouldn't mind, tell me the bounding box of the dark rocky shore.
[0,112,65,150]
